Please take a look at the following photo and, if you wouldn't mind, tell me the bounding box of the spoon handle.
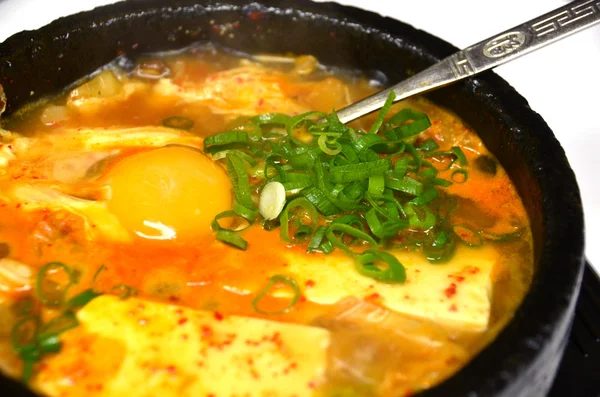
[336,0,600,124]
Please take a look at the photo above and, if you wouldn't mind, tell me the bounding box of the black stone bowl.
[0,1,585,396]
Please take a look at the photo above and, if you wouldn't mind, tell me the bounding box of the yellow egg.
[106,146,232,241]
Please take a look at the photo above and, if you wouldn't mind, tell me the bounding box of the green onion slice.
[417,138,439,152]
[423,230,457,263]
[38,311,79,340]
[368,91,396,134]
[453,225,483,246]
[66,289,101,308]
[162,116,194,130]
[384,108,431,140]
[252,275,301,315]
[451,169,469,183]
[111,285,138,299]
[326,223,378,255]
[451,146,468,166]
[330,159,391,183]
[355,250,406,283]
[10,315,40,356]
[203,131,249,152]
[226,152,256,210]
[280,197,319,243]
[35,262,76,307]
[317,134,342,155]
[212,210,252,232]
[216,230,248,250]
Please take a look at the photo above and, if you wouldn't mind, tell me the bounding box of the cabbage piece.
[67,70,147,116]
[153,65,310,117]
[39,150,118,184]
[313,298,468,395]
[10,184,131,242]
[44,126,203,151]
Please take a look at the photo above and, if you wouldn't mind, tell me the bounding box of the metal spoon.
[336,0,600,124]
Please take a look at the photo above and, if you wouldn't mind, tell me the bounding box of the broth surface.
[0,47,533,397]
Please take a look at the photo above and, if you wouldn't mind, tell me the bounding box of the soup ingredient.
[252,275,301,315]
[273,244,496,331]
[0,258,33,296]
[203,93,469,277]
[154,65,311,116]
[162,116,194,130]
[106,146,232,241]
[40,105,70,126]
[8,184,131,242]
[259,181,286,220]
[34,295,330,397]
[315,298,468,396]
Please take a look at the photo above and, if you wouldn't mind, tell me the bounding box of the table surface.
[1,0,599,272]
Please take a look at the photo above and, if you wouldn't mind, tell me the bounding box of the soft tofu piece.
[281,244,497,332]
[36,295,330,397]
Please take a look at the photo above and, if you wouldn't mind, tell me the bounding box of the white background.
[1,0,599,271]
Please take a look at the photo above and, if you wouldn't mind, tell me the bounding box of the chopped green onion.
[326,223,378,255]
[286,111,326,136]
[355,250,406,283]
[453,225,483,246]
[417,138,439,152]
[38,334,61,354]
[66,289,101,308]
[302,187,340,216]
[252,275,301,315]
[251,113,290,126]
[111,284,138,299]
[38,311,79,339]
[280,198,319,243]
[233,200,260,222]
[451,146,468,166]
[451,169,469,183]
[385,176,422,196]
[35,262,76,307]
[212,210,252,232]
[162,116,194,130]
[368,91,396,134]
[216,230,248,250]
[410,186,438,206]
[307,226,328,253]
[393,156,410,179]
[330,159,391,183]
[383,108,431,140]
[21,359,35,383]
[480,229,521,242]
[431,178,452,187]
[423,230,456,263]
[317,134,342,155]
[405,204,436,230]
[226,152,256,210]
[92,264,107,284]
[368,175,385,196]
[365,208,408,239]
[11,316,40,356]
[203,131,249,152]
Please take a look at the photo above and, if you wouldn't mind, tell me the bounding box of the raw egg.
[106,146,231,241]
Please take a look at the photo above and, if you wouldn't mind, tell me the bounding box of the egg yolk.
[106,146,232,241]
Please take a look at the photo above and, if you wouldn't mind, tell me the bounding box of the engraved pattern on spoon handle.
[336,0,600,124]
